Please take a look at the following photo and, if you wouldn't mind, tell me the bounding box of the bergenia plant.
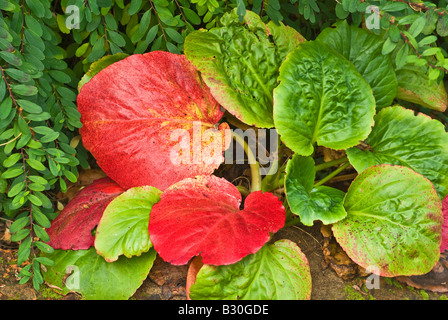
[41,10,448,300]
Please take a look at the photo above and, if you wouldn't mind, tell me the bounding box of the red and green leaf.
[395,65,447,112]
[148,175,286,266]
[77,51,229,191]
[441,195,448,253]
[333,165,443,277]
[47,177,125,250]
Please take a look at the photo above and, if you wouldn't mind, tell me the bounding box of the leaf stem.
[313,162,351,187]
[314,156,348,172]
[236,185,250,197]
[284,216,302,227]
[101,16,111,55]
[231,131,262,192]
[173,0,192,31]
[149,0,167,43]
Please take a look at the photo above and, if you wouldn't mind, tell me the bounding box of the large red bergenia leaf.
[77,51,229,190]
[148,175,286,265]
[47,177,125,250]
[441,195,448,253]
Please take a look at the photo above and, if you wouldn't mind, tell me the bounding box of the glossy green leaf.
[16,99,42,114]
[17,236,31,265]
[165,28,183,44]
[26,158,46,171]
[25,0,45,18]
[11,229,30,242]
[189,240,311,300]
[0,51,22,66]
[78,53,129,92]
[9,216,30,233]
[128,0,142,15]
[0,0,18,11]
[33,224,49,242]
[316,20,398,110]
[333,165,443,277]
[4,68,31,83]
[95,186,162,262]
[182,6,201,25]
[11,84,37,96]
[273,40,376,156]
[346,106,448,199]
[25,15,43,37]
[184,9,305,128]
[395,65,447,112]
[35,241,54,254]
[42,248,157,300]
[437,14,448,37]
[8,181,25,197]
[2,167,23,179]
[0,97,12,120]
[3,153,21,168]
[285,154,347,226]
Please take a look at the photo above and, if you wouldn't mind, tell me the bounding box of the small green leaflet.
[285,154,347,226]
[95,186,162,262]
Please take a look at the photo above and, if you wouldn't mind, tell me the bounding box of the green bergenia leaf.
[285,154,347,226]
[333,165,442,277]
[346,105,448,199]
[317,20,398,110]
[42,248,157,300]
[395,65,447,112]
[94,186,162,262]
[189,239,311,300]
[184,9,305,128]
[273,40,376,156]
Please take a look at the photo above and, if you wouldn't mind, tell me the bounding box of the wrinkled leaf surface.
[273,40,375,156]
[184,10,305,128]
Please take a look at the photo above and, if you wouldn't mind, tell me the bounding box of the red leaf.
[77,51,229,190]
[441,195,448,253]
[47,177,125,250]
[148,175,286,265]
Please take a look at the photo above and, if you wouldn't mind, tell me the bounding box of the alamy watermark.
[65,265,80,290]
[169,122,279,175]
[65,5,80,30]
[365,265,381,290]
[365,5,380,31]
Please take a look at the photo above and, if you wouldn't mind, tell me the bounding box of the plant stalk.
[232,131,262,192]
[314,156,348,172]
[313,162,351,187]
